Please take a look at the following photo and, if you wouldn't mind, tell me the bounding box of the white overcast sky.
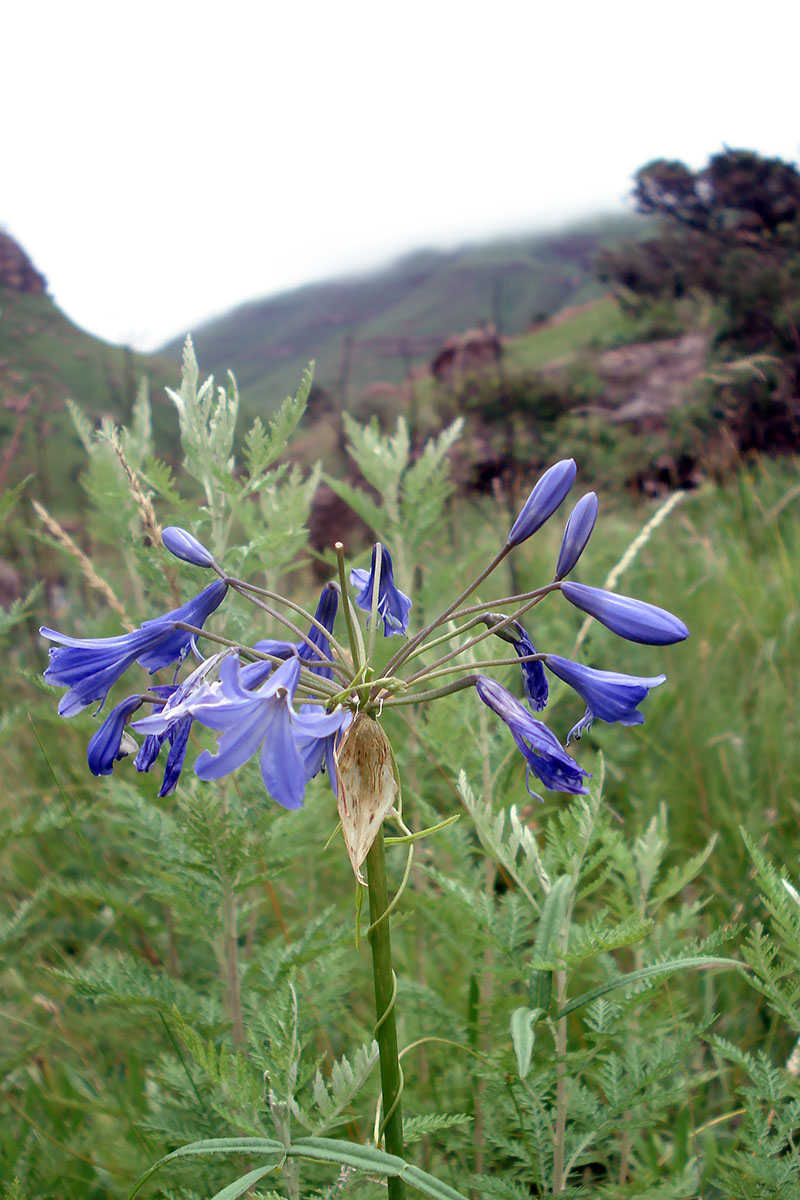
[3,0,799,350]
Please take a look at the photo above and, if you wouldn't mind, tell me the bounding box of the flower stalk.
[366,828,407,1199]
[336,541,364,672]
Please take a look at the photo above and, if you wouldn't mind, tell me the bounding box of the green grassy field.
[3,348,799,1196]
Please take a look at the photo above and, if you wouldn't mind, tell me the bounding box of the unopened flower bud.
[507,460,576,547]
[555,492,598,579]
[162,526,218,569]
[560,581,689,645]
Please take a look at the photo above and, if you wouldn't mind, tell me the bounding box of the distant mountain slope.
[0,283,174,507]
[161,215,643,414]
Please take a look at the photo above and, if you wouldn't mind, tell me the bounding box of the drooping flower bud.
[483,614,548,711]
[555,492,598,579]
[560,582,689,645]
[507,460,577,547]
[162,526,218,569]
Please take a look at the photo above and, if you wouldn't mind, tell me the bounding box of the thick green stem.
[366,829,407,1200]
[552,969,568,1193]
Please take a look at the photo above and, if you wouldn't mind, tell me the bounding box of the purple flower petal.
[543,654,666,742]
[350,544,411,637]
[475,675,590,795]
[87,695,144,776]
[187,656,348,810]
[484,615,548,711]
[41,580,228,716]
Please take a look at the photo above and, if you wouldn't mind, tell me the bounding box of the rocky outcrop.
[0,232,46,294]
[431,324,502,384]
[597,333,709,425]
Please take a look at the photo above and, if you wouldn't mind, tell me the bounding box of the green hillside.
[0,286,176,505]
[162,214,643,414]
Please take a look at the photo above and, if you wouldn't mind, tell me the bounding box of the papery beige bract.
[335,713,398,882]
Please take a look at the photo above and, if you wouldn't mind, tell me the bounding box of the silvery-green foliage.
[310,1042,379,1135]
[236,460,322,581]
[166,336,239,537]
[0,483,42,658]
[326,414,463,570]
[701,837,800,1196]
[242,368,313,491]
[710,1037,800,1197]
[66,401,140,544]
[121,377,154,467]
[429,748,740,1193]
[457,770,551,903]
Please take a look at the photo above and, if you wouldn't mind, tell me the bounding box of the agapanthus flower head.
[475,675,590,796]
[255,582,338,678]
[555,492,598,580]
[543,654,666,744]
[162,526,218,570]
[175,655,350,810]
[40,580,228,718]
[560,581,689,646]
[483,614,548,711]
[350,543,412,637]
[507,459,576,548]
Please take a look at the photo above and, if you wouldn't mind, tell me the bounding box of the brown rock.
[431,324,502,385]
[0,232,47,295]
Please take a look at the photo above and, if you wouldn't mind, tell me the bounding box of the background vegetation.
[2,149,800,1198]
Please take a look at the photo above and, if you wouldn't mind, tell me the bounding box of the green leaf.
[401,1113,472,1144]
[127,1137,284,1198]
[528,874,572,1007]
[209,1163,281,1200]
[287,1138,471,1199]
[342,413,409,524]
[323,473,386,538]
[310,1040,379,1135]
[0,474,33,522]
[286,1136,404,1174]
[510,1006,541,1079]
[530,967,552,1012]
[532,874,572,961]
[399,418,462,545]
[243,364,314,489]
[66,397,95,453]
[400,1164,472,1200]
[653,833,718,905]
[557,955,743,1018]
[563,914,652,966]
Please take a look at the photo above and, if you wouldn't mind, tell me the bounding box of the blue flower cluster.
[40,460,687,808]
[473,460,688,794]
[41,551,350,808]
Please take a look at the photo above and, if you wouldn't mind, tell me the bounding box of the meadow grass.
[2,395,799,1197]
